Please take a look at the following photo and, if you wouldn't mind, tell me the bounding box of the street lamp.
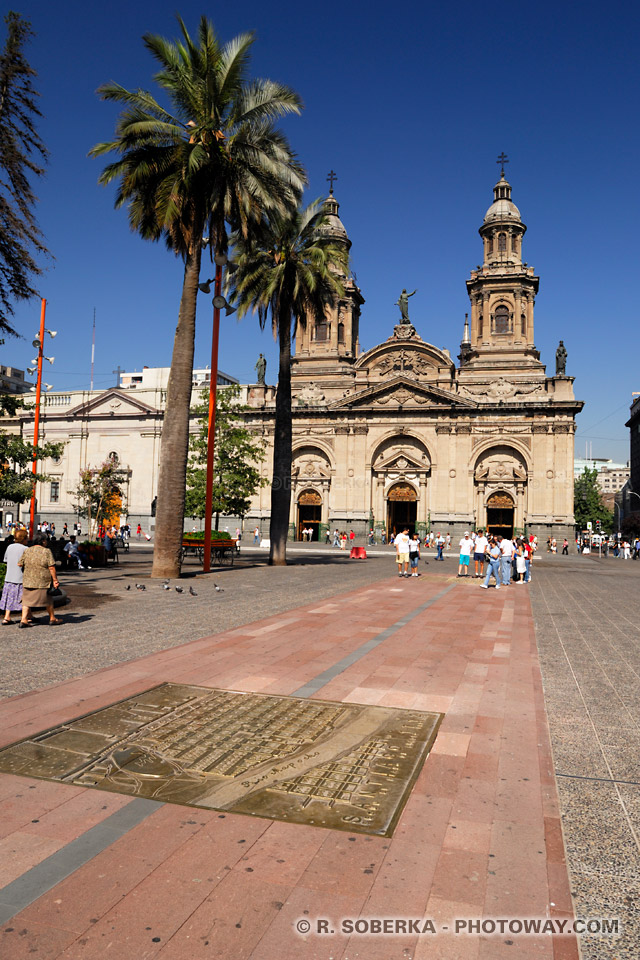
[198,252,236,573]
[28,301,56,537]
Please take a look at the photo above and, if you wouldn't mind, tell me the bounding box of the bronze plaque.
[0,684,442,836]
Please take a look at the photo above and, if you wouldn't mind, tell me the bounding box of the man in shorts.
[473,528,488,578]
[458,532,473,577]
[395,527,411,578]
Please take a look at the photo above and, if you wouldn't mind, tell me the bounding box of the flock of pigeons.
[124,581,224,594]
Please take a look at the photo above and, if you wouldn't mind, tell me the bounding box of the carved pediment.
[64,389,160,418]
[330,377,476,410]
[374,449,430,474]
[356,338,454,377]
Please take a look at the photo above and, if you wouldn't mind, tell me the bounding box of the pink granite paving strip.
[0,575,578,959]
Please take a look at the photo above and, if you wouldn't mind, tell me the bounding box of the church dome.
[484,197,522,222]
[483,174,522,223]
[316,194,350,245]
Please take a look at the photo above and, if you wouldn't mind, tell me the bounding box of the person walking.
[480,537,501,589]
[458,533,473,577]
[408,533,421,577]
[395,527,411,578]
[253,526,260,545]
[473,529,488,578]
[17,533,63,627]
[435,532,445,561]
[562,538,569,555]
[1,528,29,624]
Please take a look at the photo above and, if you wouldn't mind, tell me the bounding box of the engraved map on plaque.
[0,684,442,836]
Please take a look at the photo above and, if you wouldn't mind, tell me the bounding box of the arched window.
[521,313,526,335]
[498,233,507,252]
[487,236,493,254]
[494,305,510,334]
[511,234,519,254]
[108,451,120,464]
[338,322,345,343]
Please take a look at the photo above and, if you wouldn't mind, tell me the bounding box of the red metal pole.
[203,263,222,573]
[29,298,46,538]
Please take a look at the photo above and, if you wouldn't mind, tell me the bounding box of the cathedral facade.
[245,172,583,542]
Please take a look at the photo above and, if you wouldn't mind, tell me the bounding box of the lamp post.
[198,253,236,573]
[28,300,57,537]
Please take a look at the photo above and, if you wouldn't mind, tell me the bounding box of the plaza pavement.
[0,545,637,959]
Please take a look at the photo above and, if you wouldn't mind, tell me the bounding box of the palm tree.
[229,201,349,565]
[89,16,305,578]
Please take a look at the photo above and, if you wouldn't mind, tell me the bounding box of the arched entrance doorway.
[297,490,322,541]
[486,492,514,538]
[387,483,417,538]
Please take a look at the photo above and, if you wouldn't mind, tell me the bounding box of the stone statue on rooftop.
[555,341,567,376]
[395,288,417,324]
[255,353,266,384]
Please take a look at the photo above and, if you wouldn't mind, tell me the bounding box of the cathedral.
[245,168,583,543]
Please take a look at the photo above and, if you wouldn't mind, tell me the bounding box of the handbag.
[47,586,63,597]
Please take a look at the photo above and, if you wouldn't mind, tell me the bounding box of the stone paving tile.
[530,556,640,959]
[0,563,581,960]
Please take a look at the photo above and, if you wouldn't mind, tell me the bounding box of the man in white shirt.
[458,533,473,577]
[395,527,411,578]
[473,529,489,578]
[499,535,514,586]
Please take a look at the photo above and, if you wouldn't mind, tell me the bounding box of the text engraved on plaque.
[0,684,442,836]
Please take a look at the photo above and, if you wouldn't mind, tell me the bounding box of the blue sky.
[4,0,638,460]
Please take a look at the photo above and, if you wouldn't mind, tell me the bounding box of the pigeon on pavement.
[175,586,183,593]
[189,587,197,596]
[214,583,224,592]
[135,584,146,591]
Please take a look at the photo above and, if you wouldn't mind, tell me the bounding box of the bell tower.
[462,157,543,375]
[292,177,365,396]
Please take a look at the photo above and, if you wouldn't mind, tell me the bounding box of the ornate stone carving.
[296,383,325,405]
[393,323,418,340]
[459,379,544,401]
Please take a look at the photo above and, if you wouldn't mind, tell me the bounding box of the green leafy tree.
[90,15,304,578]
[0,11,50,334]
[185,384,266,527]
[71,455,127,539]
[229,200,349,565]
[574,467,614,533]
[0,395,63,502]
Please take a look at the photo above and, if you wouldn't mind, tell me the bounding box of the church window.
[50,481,60,503]
[521,313,526,335]
[487,236,493,254]
[494,305,510,334]
[338,322,345,343]
[315,319,329,341]
[512,234,519,253]
[498,233,507,252]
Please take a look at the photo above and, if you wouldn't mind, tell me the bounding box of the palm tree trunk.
[151,243,202,579]
[269,311,292,565]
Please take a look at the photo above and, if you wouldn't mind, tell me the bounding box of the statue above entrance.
[395,288,417,324]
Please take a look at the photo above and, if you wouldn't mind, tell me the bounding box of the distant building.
[0,366,33,394]
[573,457,629,493]
[118,366,238,390]
[620,395,640,519]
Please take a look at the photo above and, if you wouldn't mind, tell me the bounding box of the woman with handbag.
[17,533,63,628]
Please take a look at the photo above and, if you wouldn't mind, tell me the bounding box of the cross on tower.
[327,169,338,195]
[496,152,509,176]
[113,365,123,387]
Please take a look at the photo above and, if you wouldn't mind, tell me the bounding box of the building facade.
[244,174,583,541]
[2,175,583,542]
